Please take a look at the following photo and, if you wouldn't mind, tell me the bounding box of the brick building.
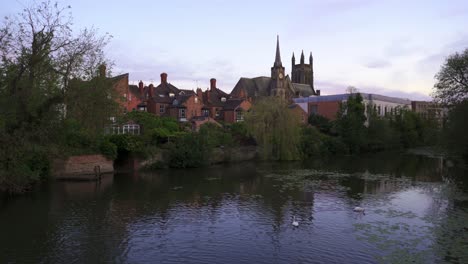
[230,36,318,102]
[294,93,412,123]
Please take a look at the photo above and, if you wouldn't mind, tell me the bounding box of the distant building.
[132,73,250,124]
[411,101,447,126]
[145,73,202,122]
[294,93,411,122]
[230,36,318,101]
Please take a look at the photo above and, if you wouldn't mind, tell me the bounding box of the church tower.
[291,49,315,94]
[270,35,286,99]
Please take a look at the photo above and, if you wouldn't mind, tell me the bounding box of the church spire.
[300,50,305,64]
[274,35,282,67]
[292,52,295,65]
[310,52,315,93]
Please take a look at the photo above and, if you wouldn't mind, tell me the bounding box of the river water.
[1,153,467,263]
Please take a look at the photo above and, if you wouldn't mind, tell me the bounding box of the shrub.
[99,139,118,160]
[168,133,209,168]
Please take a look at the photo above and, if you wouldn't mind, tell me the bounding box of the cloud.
[364,59,392,69]
[417,34,468,75]
[384,39,420,58]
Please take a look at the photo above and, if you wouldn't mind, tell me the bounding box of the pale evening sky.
[2,0,468,100]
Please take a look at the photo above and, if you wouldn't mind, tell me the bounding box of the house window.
[195,97,198,103]
[236,111,244,122]
[160,105,165,113]
[215,110,220,117]
[179,108,186,118]
[202,109,210,117]
[309,104,318,114]
[377,106,381,116]
[122,124,140,135]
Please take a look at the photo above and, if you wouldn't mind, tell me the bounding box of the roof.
[179,89,195,95]
[291,83,315,97]
[231,76,272,98]
[149,82,183,103]
[204,87,229,107]
[293,93,411,105]
[223,98,245,110]
[108,73,128,83]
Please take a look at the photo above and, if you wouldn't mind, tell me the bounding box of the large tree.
[244,97,301,160]
[335,93,367,154]
[0,1,113,193]
[433,48,468,105]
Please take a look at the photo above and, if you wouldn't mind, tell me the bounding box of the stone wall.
[139,146,258,169]
[52,154,114,180]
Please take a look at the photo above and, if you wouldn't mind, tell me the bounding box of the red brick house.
[222,98,252,123]
[145,73,203,122]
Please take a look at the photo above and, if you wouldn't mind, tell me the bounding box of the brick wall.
[309,101,341,120]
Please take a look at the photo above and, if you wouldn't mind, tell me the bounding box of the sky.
[2,0,468,100]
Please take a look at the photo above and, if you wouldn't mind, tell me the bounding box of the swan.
[353,207,365,213]
[292,216,299,227]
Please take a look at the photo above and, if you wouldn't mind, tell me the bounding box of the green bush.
[108,134,144,155]
[168,133,209,168]
[62,119,96,149]
[99,139,118,160]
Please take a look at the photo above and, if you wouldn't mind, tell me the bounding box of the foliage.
[308,114,332,134]
[227,122,252,144]
[0,1,112,193]
[66,77,120,134]
[199,123,233,148]
[123,111,179,144]
[335,93,367,154]
[443,101,468,161]
[433,48,468,105]
[244,97,301,160]
[108,134,144,155]
[300,127,348,159]
[99,139,118,160]
[0,133,49,194]
[167,133,210,168]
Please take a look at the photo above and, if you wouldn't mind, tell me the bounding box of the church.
[230,36,319,101]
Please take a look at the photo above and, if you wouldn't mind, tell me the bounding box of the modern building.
[294,93,411,121]
[411,101,447,126]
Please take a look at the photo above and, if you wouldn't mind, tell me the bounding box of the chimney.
[99,64,106,78]
[316,90,321,96]
[138,80,144,96]
[161,72,168,84]
[206,88,211,103]
[148,84,154,98]
[210,78,216,90]
[196,88,203,100]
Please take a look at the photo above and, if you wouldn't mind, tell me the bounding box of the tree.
[335,93,367,154]
[441,101,468,161]
[308,113,332,134]
[0,1,112,193]
[244,97,301,160]
[433,48,468,105]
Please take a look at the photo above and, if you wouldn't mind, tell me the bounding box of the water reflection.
[0,153,467,263]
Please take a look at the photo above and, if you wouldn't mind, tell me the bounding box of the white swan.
[353,207,365,213]
[292,216,299,227]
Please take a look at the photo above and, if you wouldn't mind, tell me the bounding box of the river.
[1,153,467,263]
